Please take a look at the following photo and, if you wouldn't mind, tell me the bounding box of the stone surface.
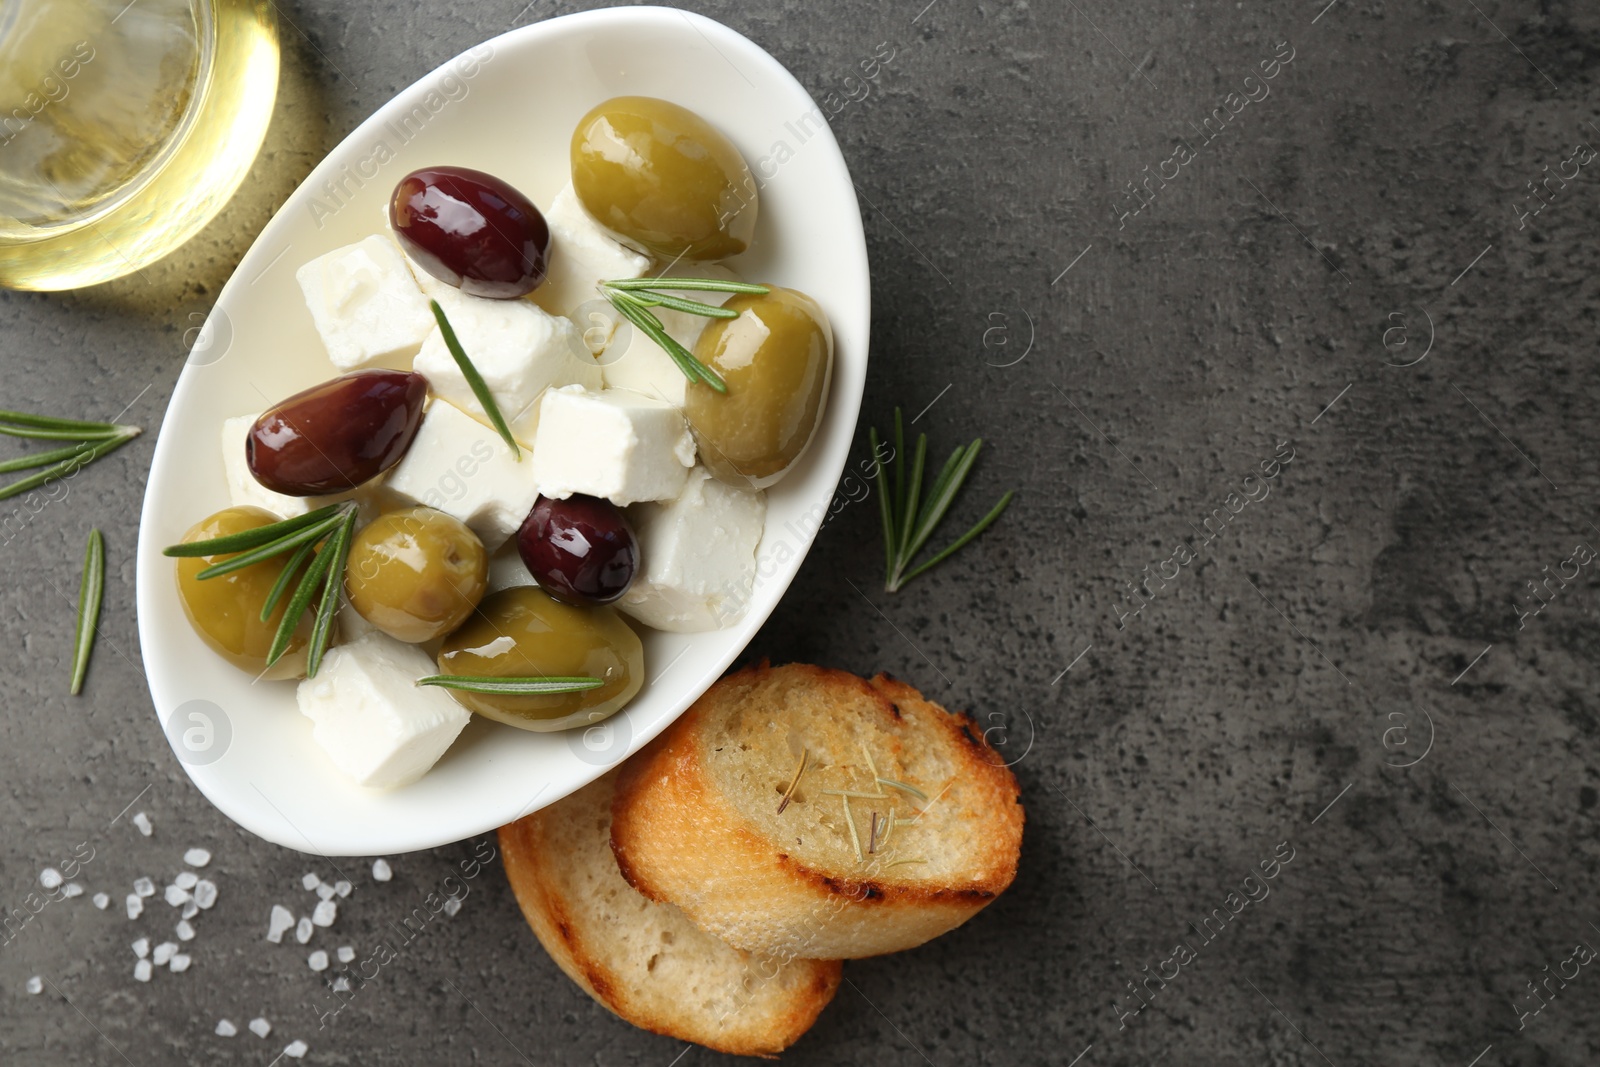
[2,1,1598,1065]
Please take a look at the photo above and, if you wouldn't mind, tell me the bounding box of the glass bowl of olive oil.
[0,0,278,290]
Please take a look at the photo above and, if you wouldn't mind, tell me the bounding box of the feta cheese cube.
[601,263,742,407]
[620,467,766,631]
[384,400,540,548]
[486,543,537,594]
[412,290,599,444]
[530,386,695,506]
[529,183,651,326]
[296,631,470,789]
[296,236,434,371]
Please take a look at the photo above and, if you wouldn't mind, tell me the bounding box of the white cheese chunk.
[412,288,598,445]
[601,263,742,407]
[220,414,361,519]
[384,399,540,548]
[530,386,695,506]
[620,467,766,632]
[529,183,651,330]
[295,631,469,789]
[296,236,434,371]
[486,543,537,593]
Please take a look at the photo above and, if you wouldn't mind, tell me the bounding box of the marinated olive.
[516,494,638,606]
[174,507,314,680]
[248,370,427,496]
[346,507,488,643]
[686,287,833,487]
[570,96,757,261]
[437,587,642,732]
[390,166,551,298]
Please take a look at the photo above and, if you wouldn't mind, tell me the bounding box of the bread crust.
[499,772,842,1057]
[611,663,1024,959]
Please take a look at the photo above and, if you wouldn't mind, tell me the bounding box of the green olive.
[686,287,833,487]
[570,96,757,261]
[174,506,312,680]
[437,587,642,732]
[345,507,487,643]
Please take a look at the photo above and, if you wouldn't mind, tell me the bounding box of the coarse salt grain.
[248,1017,271,1038]
[311,900,336,927]
[316,882,336,902]
[170,954,191,973]
[215,1019,237,1037]
[133,959,152,982]
[301,873,320,891]
[371,859,391,882]
[181,901,199,920]
[336,946,355,964]
[133,812,152,836]
[332,975,351,993]
[267,904,294,943]
[176,920,195,941]
[132,937,150,958]
[175,871,198,890]
[25,976,42,995]
[164,885,191,908]
[442,896,462,917]
[284,1040,308,1058]
[307,950,328,972]
[183,848,211,868]
[92,893,110,910]
[38,868,62,889]
[152,942,177,966]
[193,880,218,909]
[125,894,143,920]
[133,877,155,898]
[333,880,352,898]
[61,883,82,898]
[295,917,313,944]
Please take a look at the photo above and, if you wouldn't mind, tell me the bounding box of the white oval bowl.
[134,6,869,855]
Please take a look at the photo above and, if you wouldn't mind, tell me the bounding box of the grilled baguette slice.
[610,663,1023,960]
[499,769,841,1057]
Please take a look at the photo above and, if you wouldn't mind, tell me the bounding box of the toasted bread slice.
[610,663,1023,960]
[498,770,841,1057]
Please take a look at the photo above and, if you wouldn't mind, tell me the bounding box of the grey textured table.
[4,1,1599,1064]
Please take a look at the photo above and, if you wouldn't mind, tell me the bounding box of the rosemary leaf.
[602,277,769,295]
[0,441,98,474]
[258,538,318,623]
[416,675,605,695]
[870,427,897,585]
[163,503,346,557]
[0,409,123,433]
[194,510,346,580]
[629,292,740,319]
[69,529,104,695]
[0,423,125,441]
[0,430,139,503]
[875,777,929,802]
[430,300,521,458]
[264,530,341,668]
[896,432,928,567]
[899,440,983,572]
[898,491,1015,588]
[304,511,356,677]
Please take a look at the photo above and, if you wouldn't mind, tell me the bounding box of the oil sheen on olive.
[516,494,638,606]
[390,166,552,298]
[346,507,488,643]
[686,287,833,487]
[247,370,427,496]
[174,507,314,680]
[436,587,642,732]
[570,96,757,261]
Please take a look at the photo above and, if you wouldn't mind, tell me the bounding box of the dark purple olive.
[389,166,551,299]
[247,370,427,496]
[516,494,639,606]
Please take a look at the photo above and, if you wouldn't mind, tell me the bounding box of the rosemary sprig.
[164,503,359,677]
[430,300,520,458]
[0,410,141,502]
[777,747,809,814]
[69,529,104,696]
[598,277,769,394]
[870,407,1014,593]
[416,675,605,696]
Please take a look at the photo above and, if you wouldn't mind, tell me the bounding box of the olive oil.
[0,0,277,290]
